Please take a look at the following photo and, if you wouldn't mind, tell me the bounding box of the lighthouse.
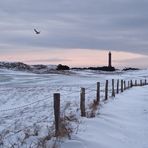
[108,51,112,67]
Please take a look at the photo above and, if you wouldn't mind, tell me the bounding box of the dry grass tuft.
[87,99,99,118]
[57,114,78,139]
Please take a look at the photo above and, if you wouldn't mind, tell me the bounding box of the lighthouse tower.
[108,51,112,67]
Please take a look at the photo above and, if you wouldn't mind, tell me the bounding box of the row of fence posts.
[53,79,147,136]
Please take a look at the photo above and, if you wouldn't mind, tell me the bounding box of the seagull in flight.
[34,29,40,34]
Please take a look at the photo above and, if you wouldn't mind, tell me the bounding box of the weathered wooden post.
[54,93,60,137]
[130,80,133,87]
[124,80,126,90]
[140,80,142,86]
[80,88,86,117]
[96,82,100,104]
[116,79,119,94]
[135,80,137,86]
[128,81,130,89]
[145,79,147,85]
[121,80,123,92]
[105,80,108,100]
[112,79,115,97]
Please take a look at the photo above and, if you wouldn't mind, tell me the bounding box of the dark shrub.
[88,66,115,71]
[122,67,140,71]
[72,66,115,71]
[56,64,70,70]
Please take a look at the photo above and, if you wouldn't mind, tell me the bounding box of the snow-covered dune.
[0,61,58,74]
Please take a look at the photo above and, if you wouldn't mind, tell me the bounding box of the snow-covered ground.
[0,68,148,147]
[62,85,148,148]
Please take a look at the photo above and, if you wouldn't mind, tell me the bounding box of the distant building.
[108,51,112,67]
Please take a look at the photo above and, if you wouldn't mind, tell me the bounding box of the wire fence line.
[52,78,148,137]
[0,78,147,113]
[0,96,53,113]
[0,78,147,143]
[0,78,146,115]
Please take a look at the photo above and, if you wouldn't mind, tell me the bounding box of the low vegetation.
[122,67,140,71]
[56,64,70,70]
[72,66,116,71]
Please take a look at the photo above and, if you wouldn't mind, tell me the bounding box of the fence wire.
[0,78,147,146]
[0,95,53,113]
[1,78,146,113]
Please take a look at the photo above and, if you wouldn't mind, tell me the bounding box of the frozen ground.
[0,68,148,147]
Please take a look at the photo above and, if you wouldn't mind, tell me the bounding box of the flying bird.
[34,29,40,34]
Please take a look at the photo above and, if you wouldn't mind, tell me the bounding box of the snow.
[62,86,148,148]
[0,68,148,147]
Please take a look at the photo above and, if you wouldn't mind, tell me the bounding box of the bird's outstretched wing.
[34,29,40,34]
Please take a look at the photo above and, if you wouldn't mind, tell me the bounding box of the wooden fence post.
[140,80,142,86]
[96,82,100,103]
[80,88,86,117]
[112,79,115,97]
[124,80,126,90]
[121,80,123,92]
[116,79,119,94]
[128,81,130,89]
[145,79,147,85]
[130,80,133,87]
[135,80,137,86]
[54,93,60,137]
[105,80,108,100]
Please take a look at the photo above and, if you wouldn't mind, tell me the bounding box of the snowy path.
[61,85,148,148]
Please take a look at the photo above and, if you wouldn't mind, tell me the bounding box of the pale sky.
[0,0,148,68]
